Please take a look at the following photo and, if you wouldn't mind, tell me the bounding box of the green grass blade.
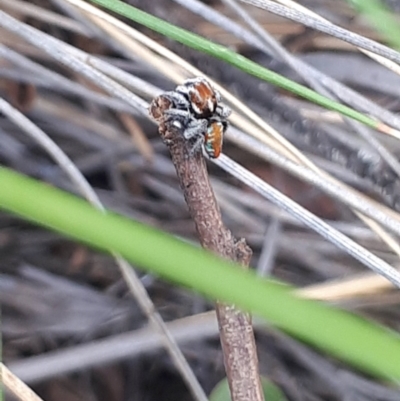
[1,166,400,381]
[88,0,380,130]
[346,0,400,50]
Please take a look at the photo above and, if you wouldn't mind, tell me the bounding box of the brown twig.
[150,96,265,401]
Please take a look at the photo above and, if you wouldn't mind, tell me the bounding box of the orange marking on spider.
[205,120,225,158]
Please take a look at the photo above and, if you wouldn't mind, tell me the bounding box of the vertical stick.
[150,96,265,401]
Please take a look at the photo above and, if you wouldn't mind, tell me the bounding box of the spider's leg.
[163,109,191,134]
[163,108,191,121]
[216,104,232,119]
[189,133,205,156]
[162,91,190,110]
[182,118,208,140]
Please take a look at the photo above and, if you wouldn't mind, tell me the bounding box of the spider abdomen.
[205,121,225,159]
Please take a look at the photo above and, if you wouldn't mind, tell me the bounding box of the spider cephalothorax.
[160,77,231,158]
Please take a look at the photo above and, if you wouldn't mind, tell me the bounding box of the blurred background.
[2,1,400,400]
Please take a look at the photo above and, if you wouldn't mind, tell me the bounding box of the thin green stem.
[88,0,380,130]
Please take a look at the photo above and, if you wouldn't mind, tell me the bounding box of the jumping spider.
[162,77,231,158]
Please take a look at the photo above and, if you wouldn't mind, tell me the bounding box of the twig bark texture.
[150,96,265,401]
